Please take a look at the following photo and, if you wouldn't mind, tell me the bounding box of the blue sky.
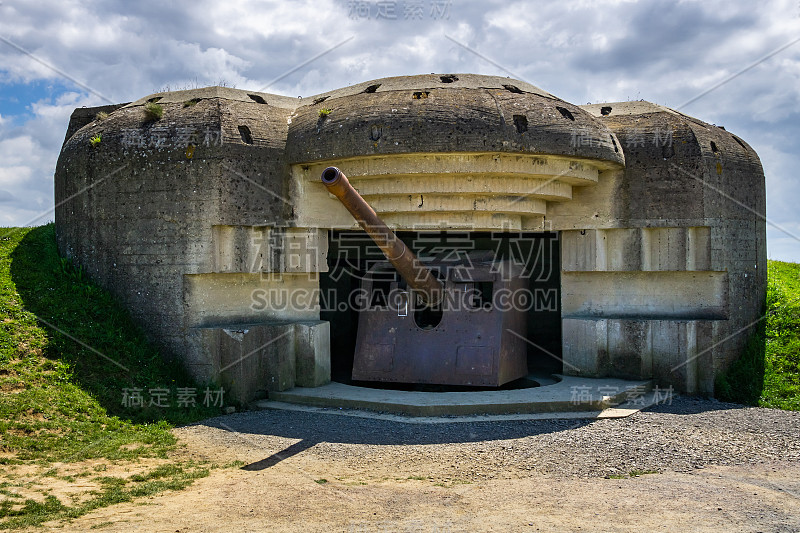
[0,80,74,118]
[1,0,799,261]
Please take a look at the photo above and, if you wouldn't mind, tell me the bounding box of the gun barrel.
[321,166,443,306]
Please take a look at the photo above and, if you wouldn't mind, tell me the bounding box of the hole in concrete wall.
[183,98,201,108]
[513,114,528,133]
[147,97,162,103]
[248,94,267,104]
[238,125,253,144]
[412,91,429,99]
[556,106,575,121]
[440,74,459,83]
[363,84,381,93]
[610,135,619,153]
[322,230,562,383]
[600,106,612,116]
[313,96,329,105]
[370,124,382,141]
[731,135,747,150]
[502,84,523,94]
[710,141,718,153]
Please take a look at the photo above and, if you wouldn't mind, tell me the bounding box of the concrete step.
[254,375,656,418]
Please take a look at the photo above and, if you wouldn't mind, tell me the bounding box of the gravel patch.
[177,397,800,480]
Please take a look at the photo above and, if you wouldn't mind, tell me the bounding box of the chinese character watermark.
[570,127,597,148]
[121,386,225,408]
[119,126,222,150]
[652,385,674,405]
[121,387,144,408]
[624,126,673,148]
[571,126,674,150]
[570,385,593,405]
[569,384,674,406]
[347,0,450,20]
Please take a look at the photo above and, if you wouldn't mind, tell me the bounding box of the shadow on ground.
[188,395,755,470]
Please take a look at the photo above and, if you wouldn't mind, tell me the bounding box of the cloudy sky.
[1,0,798,261]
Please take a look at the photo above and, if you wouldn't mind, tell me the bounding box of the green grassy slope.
[0,225,226,528]
[716,260,800,410]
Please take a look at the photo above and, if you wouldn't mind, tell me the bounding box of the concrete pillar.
[294,321,331,388]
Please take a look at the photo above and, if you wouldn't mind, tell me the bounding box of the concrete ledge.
[259,375,653,417]
[252,399,657,423]
[561,270,729,320]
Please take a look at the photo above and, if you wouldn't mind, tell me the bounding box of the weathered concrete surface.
[183,272,320,327]
[294,321,331,388]
[263,375,653,417]
[550,102,767,395]
[251,399,655,422]
[290,153,606,231]
[195,321,330,403]
[54,75,766,403]
[286,74,624,167]
[561,270,729,319]
[55,93,297,401]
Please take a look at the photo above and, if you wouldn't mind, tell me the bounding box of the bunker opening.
[321,228,562,390]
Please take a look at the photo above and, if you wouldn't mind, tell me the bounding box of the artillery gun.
[321,167,529,387]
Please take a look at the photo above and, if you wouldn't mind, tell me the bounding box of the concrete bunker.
[54,74,766,405]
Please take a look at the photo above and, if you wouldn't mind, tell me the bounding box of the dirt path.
[38,399,800,532]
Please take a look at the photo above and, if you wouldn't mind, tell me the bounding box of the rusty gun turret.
[321,166,529,387]
[321,166,443,306]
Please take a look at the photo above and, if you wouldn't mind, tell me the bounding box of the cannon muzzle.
[321,166,443,306]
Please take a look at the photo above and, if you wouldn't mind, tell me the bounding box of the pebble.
[177,397,800,479]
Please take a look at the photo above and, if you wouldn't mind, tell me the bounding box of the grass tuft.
[143,102,163,121]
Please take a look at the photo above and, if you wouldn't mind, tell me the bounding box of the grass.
[143,102,163,121]
[89,134,101,147]
[0,225,226,528]
[0,462,212,529]
[628,469,659,477]
[318,107,332,117]
[716,260,800,410]
[606,470,659,480]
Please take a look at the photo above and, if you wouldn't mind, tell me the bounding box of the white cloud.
[0,164,33,188]
[768,221,800,262]
[0,89,99,226]
[0,0,797,261]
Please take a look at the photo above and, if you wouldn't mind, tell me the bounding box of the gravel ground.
[179,396,800,480]
[52,396,800,532]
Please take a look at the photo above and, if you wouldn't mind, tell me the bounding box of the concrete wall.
[549,103,767,394]
[54,77,766,402]
[55,88,332,404]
